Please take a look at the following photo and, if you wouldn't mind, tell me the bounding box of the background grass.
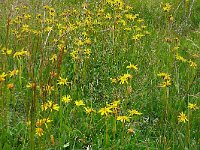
[0,0,199,149]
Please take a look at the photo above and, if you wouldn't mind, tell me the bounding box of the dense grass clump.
[0,0,199,149]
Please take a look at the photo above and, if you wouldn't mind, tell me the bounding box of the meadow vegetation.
[0,0,200,149]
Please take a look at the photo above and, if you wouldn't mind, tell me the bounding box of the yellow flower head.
[57,77,69,86]
[126,64,138,71]
[118,74,132,84]
[188,103,198,111]
[75,100,85,106]
[128,109,142,116]
[9,69,19,77]
[36,128,44,137]
[98,107,112,116]
[7,83,14,89]
[0,72,7,82]
[178,112,188,123]
[62,95,71,103]
[188,59,197,68]
[117,116,130,123]
[175,54,187,62]
[48,101,60,111]
[159,80,171,88]
[162,3,172,12]
[84,107,96,114]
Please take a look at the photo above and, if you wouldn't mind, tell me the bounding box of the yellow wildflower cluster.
[0,70,19,82]
[175,53,197,68]
[41,101,60,112]
[157,72,172,87]
[98,100,142,124]
[13,49,29,58]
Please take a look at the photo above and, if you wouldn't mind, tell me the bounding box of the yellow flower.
[188,60,197,68]
[157,72,171,80]
[48,101,60,111]
[98,107,112,116]
[57,77,69,86]
[41,101,59,111]
[0,72,7,82]
[126,64,138,71]
[128,109,142,116]
[44,26,52,32]
[62,95,71,103]
[9,69,19,77]
[1,47,12,55]
[175,54,187,62]
[36,128,44,137]
[178,112,188,123]
[84,49,91,56]
[41,102,49,111]
[132,35,140,41]
[162,3,172,12]
[159,80,171,88]
[75,100,85,106]
[7,83,14,89]
[13,49,29,58]
[117,116,130,123]
[43,84,54,94]
[50,54,57,63]
[118,74,132,84]
[84,107,96,114]
[36,119,43,127]
[188,103,198,111]
[84,38,92,45]
[26,82,38,90]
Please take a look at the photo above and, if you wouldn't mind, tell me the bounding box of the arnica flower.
[159,80,171,88]
[36,118,53,129]
[175,54,187,62]
[7,83,14,90]
[84,107,96,114]
[107,100,120,114]
[157,72,171,80]
[162,3,172,12]
[188,59,197,68]
[50,54,57,63]
[26,82,38,90]
[62,95,71,103]
[57,77,69,86]
[178,112,188,123]
[48,101,60,111]
[36,127,44,137]
[9,69,19,77]
[117,116,130,123]
[41,102,49,111]
[13,49,29,58]
[118,73,132,84]
[128,109,142,116]
[98,107,112,116]
[43,85,54,94]
[0,72,7,82]
[126,64,138,71]
[188,103,198,111]
[1,47,12,55]
[75,100,85,106]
